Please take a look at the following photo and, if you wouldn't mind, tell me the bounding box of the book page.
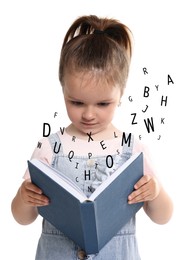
[88,152,141,201]
[30,152,141,203]
[30,159,88,202]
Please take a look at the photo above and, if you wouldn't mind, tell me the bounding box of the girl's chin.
[71,123,111,136]
[78,126,107,136]
[73,125,99,135]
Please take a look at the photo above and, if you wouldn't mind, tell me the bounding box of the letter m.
[121,132,132,147]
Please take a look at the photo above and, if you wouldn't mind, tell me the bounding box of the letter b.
[143,86,150,98]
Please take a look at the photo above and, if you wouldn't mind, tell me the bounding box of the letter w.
[144,117,154,133]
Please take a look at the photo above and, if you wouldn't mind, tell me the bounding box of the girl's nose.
[82,106,95,121]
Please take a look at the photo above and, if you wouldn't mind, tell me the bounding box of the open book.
[28,152,144,254]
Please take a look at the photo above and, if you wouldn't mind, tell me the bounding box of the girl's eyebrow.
[67,95,82,101]
[68,96,114,103]
[98,99,114,102]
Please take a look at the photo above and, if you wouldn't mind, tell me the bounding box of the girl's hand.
[19,179,49,207]
[128,175,160,204]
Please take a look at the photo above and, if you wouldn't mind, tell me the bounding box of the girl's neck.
[66,124,122,141]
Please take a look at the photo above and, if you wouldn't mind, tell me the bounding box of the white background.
[1,0,183,259]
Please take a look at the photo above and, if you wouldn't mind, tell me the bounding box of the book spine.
[80,201,99,254]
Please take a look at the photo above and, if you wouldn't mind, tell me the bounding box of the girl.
[11,15,173,260]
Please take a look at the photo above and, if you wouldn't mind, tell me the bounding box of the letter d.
[43,123,51,137]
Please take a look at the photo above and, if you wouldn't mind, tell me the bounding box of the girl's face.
[63,71,121,136]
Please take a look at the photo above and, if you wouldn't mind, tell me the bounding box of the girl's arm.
[128,175,173,224]
[12,137,53,224]
[143,178,173,224]
[11,179,49,225]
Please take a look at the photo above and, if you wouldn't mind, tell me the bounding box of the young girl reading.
[11,15,173,260]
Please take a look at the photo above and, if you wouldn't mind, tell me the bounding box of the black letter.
[54,112,58,118]
[106,155,113,168]
[88,186,94,193]
[128,96,133,102]
[161,118,165,124]
[68,150,74,161]
[114,132,118,138]
[72,136,76,142]
[144,117,155,133]
[100,140,107,150]
[168,74,174,85]
[121,132,132,147]
[161,96,168,106]
[53,142,61,154]
[87,132,94,142]
[43,123,51,137]
[155,85,159,91]
[142,105,148,113]
[75,162,79,169]
[131,113,138,125]
[84,170,91,180]
[60,127,65,135]
[37,142,42,149]
[143,67,148,74]
[88,153,92,159]
[143,86,150,97]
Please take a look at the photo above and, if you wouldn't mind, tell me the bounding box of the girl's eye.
[98,102,110,107]
[71,101,84,106]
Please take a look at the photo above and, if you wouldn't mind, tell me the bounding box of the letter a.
[168,74,174,85]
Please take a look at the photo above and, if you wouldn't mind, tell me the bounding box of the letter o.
[106,155,113,168]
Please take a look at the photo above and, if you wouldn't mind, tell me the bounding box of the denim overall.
[35,133,141,260]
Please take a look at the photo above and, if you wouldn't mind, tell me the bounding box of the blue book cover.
[28,152,143,254]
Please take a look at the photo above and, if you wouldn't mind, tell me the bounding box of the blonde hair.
[59,15,132,95]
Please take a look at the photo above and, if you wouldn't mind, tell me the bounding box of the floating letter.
[142,105,148,113]
[43,123,51,137]
[100,140,107,150]
[54,112,58,118]
[155,85,159,91]
[60,127,65,135]
[106,155,113,168]
[131,113,138,125]
[143,86,150,98]
[84,170,91,180]
[37,142,42,149]
[72,136,76,142]
[128,96,133,102]
[161,96,168,106]
[87,132,94,142]
[53,142,61,154]
[121,132,132,147]
[143,67,148,75]
[168,74,174,85]
[68,150,74,161]
[144,117,155,133]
